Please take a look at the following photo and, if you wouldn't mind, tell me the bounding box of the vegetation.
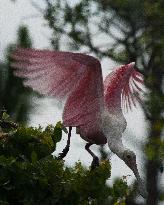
[0,113,133,205]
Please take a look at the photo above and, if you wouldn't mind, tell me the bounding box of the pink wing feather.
[11,48,105,141]
[11,48,86,98]
[104,62,144,113]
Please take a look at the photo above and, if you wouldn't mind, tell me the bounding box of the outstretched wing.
[11,48,104,135]
[104,62,144,112]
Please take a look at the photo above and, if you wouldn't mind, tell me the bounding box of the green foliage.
[145,138,164,162]
[0,116,133,205]
[0,25,33,124]
[17,26,32,48]
[112,179,128,200]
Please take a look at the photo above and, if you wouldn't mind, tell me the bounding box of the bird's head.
[121,149,147,198]
[122,149,137,170]
[107,139,147,198]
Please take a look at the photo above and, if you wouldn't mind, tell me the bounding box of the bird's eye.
[126,154,131,159]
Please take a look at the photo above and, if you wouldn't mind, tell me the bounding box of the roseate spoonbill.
[11,48,146,197]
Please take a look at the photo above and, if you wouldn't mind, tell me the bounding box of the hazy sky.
[0,0,149,189]
[0,0,51,60]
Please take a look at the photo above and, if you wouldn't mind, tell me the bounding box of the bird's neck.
[108,138,125,157]
[102,109,127,141]
[108,140,141,180]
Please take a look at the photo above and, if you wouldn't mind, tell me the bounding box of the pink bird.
[11,48,146,197]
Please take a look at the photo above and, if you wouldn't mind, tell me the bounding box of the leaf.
[113,178,128,198]
[55,121,62,129]
[31,151,38,163]
[114,199,126,205]
[56,121,68,134]
[2,112,10,120]
[61,125,68,134]
[52,122,63,143]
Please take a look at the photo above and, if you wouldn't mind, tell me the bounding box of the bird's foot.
[57,145,69,160]
[91,156,99,170]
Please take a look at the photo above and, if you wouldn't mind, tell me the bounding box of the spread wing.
[11,48,104,135]
[104,62,144,112]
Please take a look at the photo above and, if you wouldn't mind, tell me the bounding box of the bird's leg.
[85,142,99,170]
[57,126,72,160]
